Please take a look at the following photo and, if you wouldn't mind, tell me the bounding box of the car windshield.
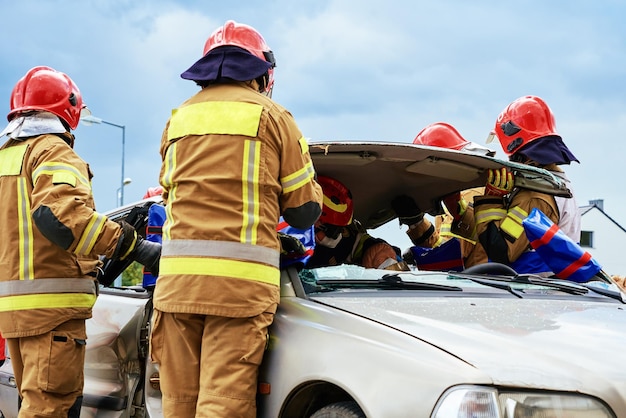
[299,264,625,303]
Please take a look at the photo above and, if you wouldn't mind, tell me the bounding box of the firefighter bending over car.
[307,175,407,271]
[392,122,494,270]
[0,66,161,417]
[149,20,323,418]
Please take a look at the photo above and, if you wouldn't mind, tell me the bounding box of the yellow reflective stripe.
[0,278,96,296]
[501,216,525,239]
[298,136,309,154]
[281,161,315,194]
[160,257,279,286]
[475,208,506,225]
[0,144,27,176]
[51,172,76,187]
[75,212,107,255]
[0,293,96,312]
[508,206,528,223]
[241,140,261,244]
[16,178,34,281]
[500,206,529,239]
[163,239,279,268]
[160,143,177,241]
[167,101,263,140]
[32,162,90,188]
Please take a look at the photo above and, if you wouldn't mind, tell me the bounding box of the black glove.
[132,238,161,277]
[115,220,161,276]
[278,232,306,256]
[391,195,424,226]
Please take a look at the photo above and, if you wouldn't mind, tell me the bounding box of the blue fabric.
[509,250,553,276]
[277,216,316,269]
[142,204,166,288]
[410,238,464,272]
[514,135,579,165]
[181,46,272,83]
[522,208,601,282]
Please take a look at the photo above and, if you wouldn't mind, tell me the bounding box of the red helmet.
[203,20,275,93]
[492,95,559,156]
[413,122,471,150]
[8,66,84,130]
[317,175,353,226]
[143,186,163,199]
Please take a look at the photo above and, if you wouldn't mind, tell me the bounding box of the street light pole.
[80,115,128,205]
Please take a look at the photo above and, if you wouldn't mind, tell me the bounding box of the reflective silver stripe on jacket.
[162,239,280,268]
[0,278,98,297]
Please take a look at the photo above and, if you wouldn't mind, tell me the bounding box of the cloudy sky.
[1,0,625,250]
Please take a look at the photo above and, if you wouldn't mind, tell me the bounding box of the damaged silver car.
[0,141,624,418]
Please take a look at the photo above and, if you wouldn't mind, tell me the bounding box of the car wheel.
[310,401,365,418]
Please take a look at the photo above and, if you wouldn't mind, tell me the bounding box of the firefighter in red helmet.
[0,66,161,417]
[307,176,406,270]
[475,95,581,275]
[150,21,323,417]
[393,122,494,269]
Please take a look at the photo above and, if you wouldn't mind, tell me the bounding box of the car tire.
[310,401,365,418]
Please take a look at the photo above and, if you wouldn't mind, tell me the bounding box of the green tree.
[122,261,144,286]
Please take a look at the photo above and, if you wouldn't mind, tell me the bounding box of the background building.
[580,199,626,277]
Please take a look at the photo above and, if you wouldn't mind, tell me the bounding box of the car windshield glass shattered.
[299,264,625,303]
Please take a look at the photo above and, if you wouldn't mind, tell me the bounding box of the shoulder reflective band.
[167,101,263,140]
[32,162,90,188]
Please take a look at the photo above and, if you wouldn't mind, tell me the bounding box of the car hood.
[311,295,626,392]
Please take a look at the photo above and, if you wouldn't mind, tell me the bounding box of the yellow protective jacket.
[154,82,323,318]
[473,188,559,269]
[0,133,124,338]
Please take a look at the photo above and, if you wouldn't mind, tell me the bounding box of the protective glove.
[485,168,514,197]
[278,232,306,256]
[442,192,468,222]
[612,275,626,292]
[391,195,424,226]
[115,220,161,276]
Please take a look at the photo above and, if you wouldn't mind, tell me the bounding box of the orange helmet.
[203,20,275,93]
[317,175,353,226]
[8,66,84,130]
[492,95,559,156]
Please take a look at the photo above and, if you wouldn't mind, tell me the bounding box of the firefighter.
[150,21,323,417]
[393,122,494,268]
[0,66,161,417]
[307,176,406,270]
[474,95,581,275]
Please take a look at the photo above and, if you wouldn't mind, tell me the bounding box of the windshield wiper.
[315,274,462,291]
[449,272,589,296]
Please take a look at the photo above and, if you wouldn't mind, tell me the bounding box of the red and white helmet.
[414,122,495,156]
[8,66,85,130]
[203,20,276,94]
[143,186,163,199]
[491,95,559,157]
[317,175,353,227]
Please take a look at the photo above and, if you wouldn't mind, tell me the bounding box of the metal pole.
[121,125,126,205]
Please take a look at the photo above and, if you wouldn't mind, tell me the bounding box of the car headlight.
[432,385,614,418]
